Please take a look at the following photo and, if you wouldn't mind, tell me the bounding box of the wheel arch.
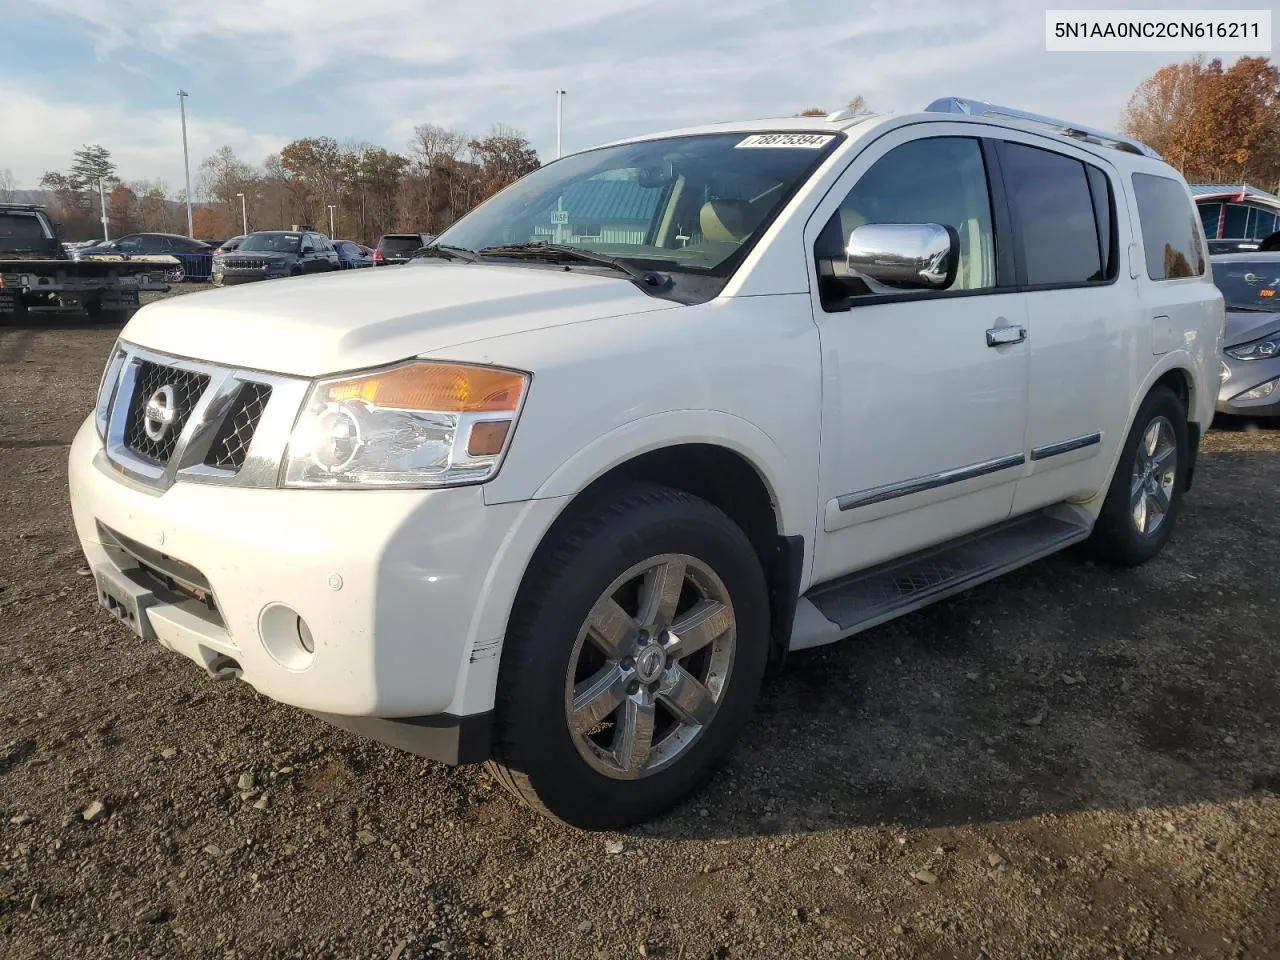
[523,442,802,669]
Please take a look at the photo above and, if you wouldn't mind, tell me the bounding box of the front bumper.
[1216,354,1280,417]
[68,417,566,759]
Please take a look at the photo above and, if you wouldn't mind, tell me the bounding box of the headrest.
[700,199,752,243]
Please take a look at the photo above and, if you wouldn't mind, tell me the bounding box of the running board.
[791,509,1092,650]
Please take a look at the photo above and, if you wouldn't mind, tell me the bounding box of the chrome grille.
[123,361,209,464]
[226,258,268,270]
[205,382,272,471]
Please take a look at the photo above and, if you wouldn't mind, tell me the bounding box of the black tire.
[1087,386,1188,566]
[487,482,770,829]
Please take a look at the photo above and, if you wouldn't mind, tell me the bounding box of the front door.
[806,129,1030,583]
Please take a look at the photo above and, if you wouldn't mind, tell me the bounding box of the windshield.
[240,233,301,253]
[1212,259,1280,311]
[433,131,841,279]
[380,236,423,254]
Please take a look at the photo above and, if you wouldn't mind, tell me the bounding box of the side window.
[999,142,1108,286]
[115,236,141,253]
[1247,207,1278,240]
[1131,173,1207,280]
[1222,203,1251,239]
[1198,203,1222,240]
[815,136,996,306]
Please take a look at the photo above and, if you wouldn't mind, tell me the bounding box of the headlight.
[283,360,529,488]
[1232,377,1278,402]
[1225,332,1280,360]
[94,342,127,439]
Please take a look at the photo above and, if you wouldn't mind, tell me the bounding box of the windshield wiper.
[1225,304,1279,313]
[478,243,671,290]
[414,244,479,263]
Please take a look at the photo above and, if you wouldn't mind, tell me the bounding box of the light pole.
[98,178,110,241]
[236,192,247,234]
[555,89,566,159]
[327,204,336,237]
[177,90,193,238]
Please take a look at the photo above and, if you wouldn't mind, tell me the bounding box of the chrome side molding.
[837,453,1026,512]
[1030,432,1102,461]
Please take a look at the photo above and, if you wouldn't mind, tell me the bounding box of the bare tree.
[0,168,14,202]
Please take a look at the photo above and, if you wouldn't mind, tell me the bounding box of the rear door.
[991,138,1135,514]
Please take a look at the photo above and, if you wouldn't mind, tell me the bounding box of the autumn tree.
[108,184,138,236]
[470,125,539,200]
[280,137,345,228]
[797,96,872,118]
[1122,56,1280,185]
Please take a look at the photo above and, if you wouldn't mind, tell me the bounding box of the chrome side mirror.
[846,222,958,291]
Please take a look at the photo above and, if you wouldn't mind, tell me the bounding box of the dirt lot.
[2,290,1279,959]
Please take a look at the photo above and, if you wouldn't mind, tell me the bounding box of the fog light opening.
[258,603,316,670]
[296,616,315,653]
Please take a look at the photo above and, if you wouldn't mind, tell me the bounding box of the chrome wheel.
[565,554,736,780]
[163,264,186,283]
[1129,415,1178,536]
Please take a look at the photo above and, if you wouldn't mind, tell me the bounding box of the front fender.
[488,409,807,539]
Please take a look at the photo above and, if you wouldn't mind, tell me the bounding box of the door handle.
[986,325,1027,347]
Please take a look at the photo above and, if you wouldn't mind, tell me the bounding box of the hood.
[1223,308,1280,348]
[122,261,679,376]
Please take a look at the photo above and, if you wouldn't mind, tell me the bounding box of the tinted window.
[0,212,50,242]
[1248,208,1278,240]
[817,136,996,302]
[1131,173,1206,280]
[1199,203,1222,239]
[1085,166,1116,280]
[1223,204,1250,239]
[1000,142,1105,286]
[380,236,423,254]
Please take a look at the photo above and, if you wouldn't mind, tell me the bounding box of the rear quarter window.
[1131,173,1206,280]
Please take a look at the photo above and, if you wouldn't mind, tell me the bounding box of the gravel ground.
[2,288,1279,959]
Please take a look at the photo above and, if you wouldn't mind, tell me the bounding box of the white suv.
[69,98,1223,828]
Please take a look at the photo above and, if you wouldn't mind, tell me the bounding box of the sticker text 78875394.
[736,133,835,149]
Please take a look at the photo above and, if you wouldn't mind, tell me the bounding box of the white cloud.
[10,0,1276,186]
[0,82,286,189]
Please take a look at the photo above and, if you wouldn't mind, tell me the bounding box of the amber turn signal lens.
[467,420,511,457]
[325,362,526,413]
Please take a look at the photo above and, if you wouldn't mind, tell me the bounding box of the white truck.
[69,98,1223,828]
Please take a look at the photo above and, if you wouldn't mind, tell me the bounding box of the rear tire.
[1087,386,1187,566]
[486,483,770,829]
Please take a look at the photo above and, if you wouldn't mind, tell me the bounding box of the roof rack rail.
[924,97,1161,160]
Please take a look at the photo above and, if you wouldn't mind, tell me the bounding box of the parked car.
[373,233,427,264]
[1212,252,1280,418]
[1193,184,1280,245]
[70,99,1221,829]
[210,230,340,286]
[334,239,375,268]
[75,233,214,282]
[212,236,245,259]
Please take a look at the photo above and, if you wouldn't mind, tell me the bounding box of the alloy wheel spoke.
[1153,446,1176,470]
[586,596,635,659]
[664,599,731,660]
[656,663,717,727]
[1133,497,1148,535]
[570,663,628,732]
[1152,482,1171,513]
[1145,423,1159,456]
[637,558,686,630]
[613,692,655,775]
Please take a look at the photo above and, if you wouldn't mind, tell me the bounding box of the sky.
[0,0,1275,190]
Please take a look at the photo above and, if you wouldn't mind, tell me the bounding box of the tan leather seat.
[699,199,753,243]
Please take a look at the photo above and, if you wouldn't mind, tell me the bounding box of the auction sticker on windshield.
[736,134,834,149]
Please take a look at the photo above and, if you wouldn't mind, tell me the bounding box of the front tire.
[1087,386,1187,566]
[487,483,770,828]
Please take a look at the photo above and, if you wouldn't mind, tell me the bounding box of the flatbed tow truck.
[0,202,171,323]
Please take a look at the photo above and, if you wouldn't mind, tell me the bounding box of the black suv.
[212,230,340,286]
[374,233,431,265]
